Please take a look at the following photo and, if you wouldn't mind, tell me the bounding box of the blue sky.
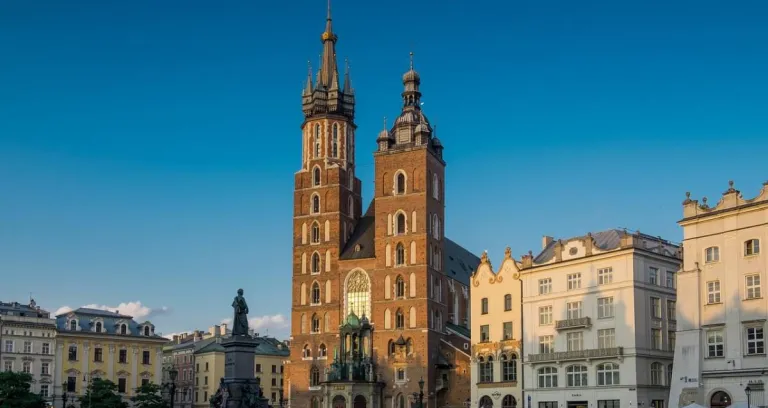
[1,0,766,339]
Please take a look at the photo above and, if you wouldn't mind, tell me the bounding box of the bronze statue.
[231,288,249,336]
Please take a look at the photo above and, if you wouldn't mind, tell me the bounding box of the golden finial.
[409,51,414,71]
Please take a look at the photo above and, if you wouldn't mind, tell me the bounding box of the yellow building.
[53,308,167,407]
[192,336,289,408]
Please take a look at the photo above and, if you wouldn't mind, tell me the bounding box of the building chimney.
[210,325,220,337]
[542,236,554,250]
[220,323,228,335]
[173,335,179,342]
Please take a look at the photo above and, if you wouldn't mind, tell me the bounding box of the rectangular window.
[4,340,13,353]
[746,327,765,355]
[67,377,76,392]
[503,322,513,340]
[23,341,32,353]
[598,401,621,408]
[396,368,406,381]
[42,343,50,355]
[539,403,558,408]
[649,267,659,285]
[142,350,151,365]
[567,332,583,351]
[669,331,676,352]
[667,300,676,321]
[538,278,552,294]
[598,267,613,285]
[539,335,554,354]
[651,297,661,318]
[196,363,199,373]
[94,347,103,362]
[118,378,127,393]
[504,294,512,311]
[272,365,277,373]
[708,281,721,304]
[481,298,488,314]
[206,362,209,371]
[480,325,489,342]
[41,362,49,375]
[256,364,261,372]
[706,246,720,263]
[745,239,760,256]
[205,376,208,385]
[539,306,553,325]
[3,361,12,372]
[22,361,31,373]
[598,329,615,349]
[598,297,614,318]
[567,273,581,290]
[142,379,149,387]
[707,330,724,357]
[119,349,127,364]
[666,270,677,289]
[652,329,663,350]
[40,384,49,397]
[566,301,582,319]
[746,275,762,299]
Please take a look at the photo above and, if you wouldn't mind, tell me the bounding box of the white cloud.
[219,314,289,336]
[54,301,170,321]
[162,332,186,340]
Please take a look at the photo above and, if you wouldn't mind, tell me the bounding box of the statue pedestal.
[221,336,270,408]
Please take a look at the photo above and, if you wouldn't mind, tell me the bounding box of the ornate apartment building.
[0,300,57,401]
[470,249,524,408]
[669,181,768,408]
[53,308,167,407]
[287,4,479,408]
[520,230,680,408]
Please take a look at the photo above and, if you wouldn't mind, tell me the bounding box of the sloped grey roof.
[534,229,625,264]
[443,238,481,286]
[340,200,376,260]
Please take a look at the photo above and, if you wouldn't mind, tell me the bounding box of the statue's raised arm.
[232,288,250,336]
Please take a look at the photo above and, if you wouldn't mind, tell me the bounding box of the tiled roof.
[445,321,470,339]
[0,301,50,317]
[340,200,376,260]
[195,339,225,354]
[443,238,481,286]
[55,307,162,339]
[532,228,677,264]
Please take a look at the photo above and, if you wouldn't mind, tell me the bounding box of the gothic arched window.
[311,314,320,333]
[395,243,405,266]
[501,353,517,381]
[345,269,371,318]
[310,366,320,386]
[395,275,405,298]
[318,344,327,357]
[313,166,321,186]
[395,309,404,329]
[311,222,320,244]
[314,124,321,158]
[311,253,320,274]
[348,196,354,216]
[432,173,439,199]
[332,124,339,158]
[311,282,321,305]
[396,213,406,235]
[302,344,311,358]
[395,172,406,195]
[311,194,320,214]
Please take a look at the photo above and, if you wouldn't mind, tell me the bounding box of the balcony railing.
[555,317,591,330]
[528,347,623,363]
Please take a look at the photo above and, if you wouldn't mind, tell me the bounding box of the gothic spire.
[318,0,339,88]
[343,58,353,94]
[303,61,313,96]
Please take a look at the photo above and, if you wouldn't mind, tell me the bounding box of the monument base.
[219,335,270,408]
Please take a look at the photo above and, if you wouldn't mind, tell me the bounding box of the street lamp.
[166,367,178,408]
[416,378,424,408]
[61,383,68,408]
[745,386,752,408]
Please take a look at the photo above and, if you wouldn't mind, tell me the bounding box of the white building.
[470,248,524,408]
[520,230,680,408]
[669,181,768,408]
[0,299,57,402]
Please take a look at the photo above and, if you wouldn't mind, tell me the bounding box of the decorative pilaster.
[55,343,64,408]
[154,348,162,384]
[132,347,139,391]
[108,345,115,380]
[82,341,90,393]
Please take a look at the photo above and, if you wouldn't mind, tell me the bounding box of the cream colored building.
[669,181,768,408]
[0,300,57,402]
[470,248,523,408]
[520,230,680,408]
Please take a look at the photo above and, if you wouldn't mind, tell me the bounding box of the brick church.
[287,4,480,408]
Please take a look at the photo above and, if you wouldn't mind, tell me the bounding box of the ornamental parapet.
[528,347,623,363]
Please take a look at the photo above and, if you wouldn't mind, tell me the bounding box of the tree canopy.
[131,383,166,408]
[78,378,127,408]
[0,372,47,408]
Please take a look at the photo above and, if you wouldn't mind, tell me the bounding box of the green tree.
[0,371,46,408]
[131,383,165,408]
[79,378,126,408]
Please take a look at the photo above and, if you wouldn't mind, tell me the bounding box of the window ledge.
[302,357,313,361]
[705,302,723,306]
[743,297,763,301]
[744,353,767,357]
[704,356,725,359]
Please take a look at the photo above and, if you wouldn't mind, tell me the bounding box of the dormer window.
[95,322,102,333]
[120,324,127,335]
[745,239,760,256]
[69,320,78,331]
[144,326,150,336]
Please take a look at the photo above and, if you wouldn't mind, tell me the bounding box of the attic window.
[569,247,578,255]
[354,244,361,252]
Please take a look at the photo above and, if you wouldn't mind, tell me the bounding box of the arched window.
[311,282,321,305]
[650,362,664,385]
[502,396,516,408]
[345,270,371,318]
[479,356,494,382]
[395,243,405,266]
[396,213,406,235]
[348,196,354,216]
[395,276,405,298]
[397,394,406,408]
[566,365,588,387]
[300,314,307,334]
[432,173,439,199]
[395,309,405,329]
[143,326,150,336]
[537,367,557,388]
[434,276,441,301]
[69,320,77,331]
[479,396,493,408]
[710,391,732,408]
[333,396,346,408]
[314,124,321,158]
[311,195,320,214]
[388,340,395,355]
[309,366,320,386]
[395,172,406,195]
[432,214,439,239]
[95,322,102,333]
[406,338,413,355]
[311,222,320,244]
[311,314,321,333]
[318,344,327,357]
[313,167,321,186]
[504,294,512,311]
[302,345,311,358]
[311,253,320,274]
[332,124,339,158]
[596,363,620,385]
[501,353,517,381]
[120,324,127,335]
[311,397,320,408]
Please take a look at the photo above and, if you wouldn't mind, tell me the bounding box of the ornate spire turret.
[303,61,313,96]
